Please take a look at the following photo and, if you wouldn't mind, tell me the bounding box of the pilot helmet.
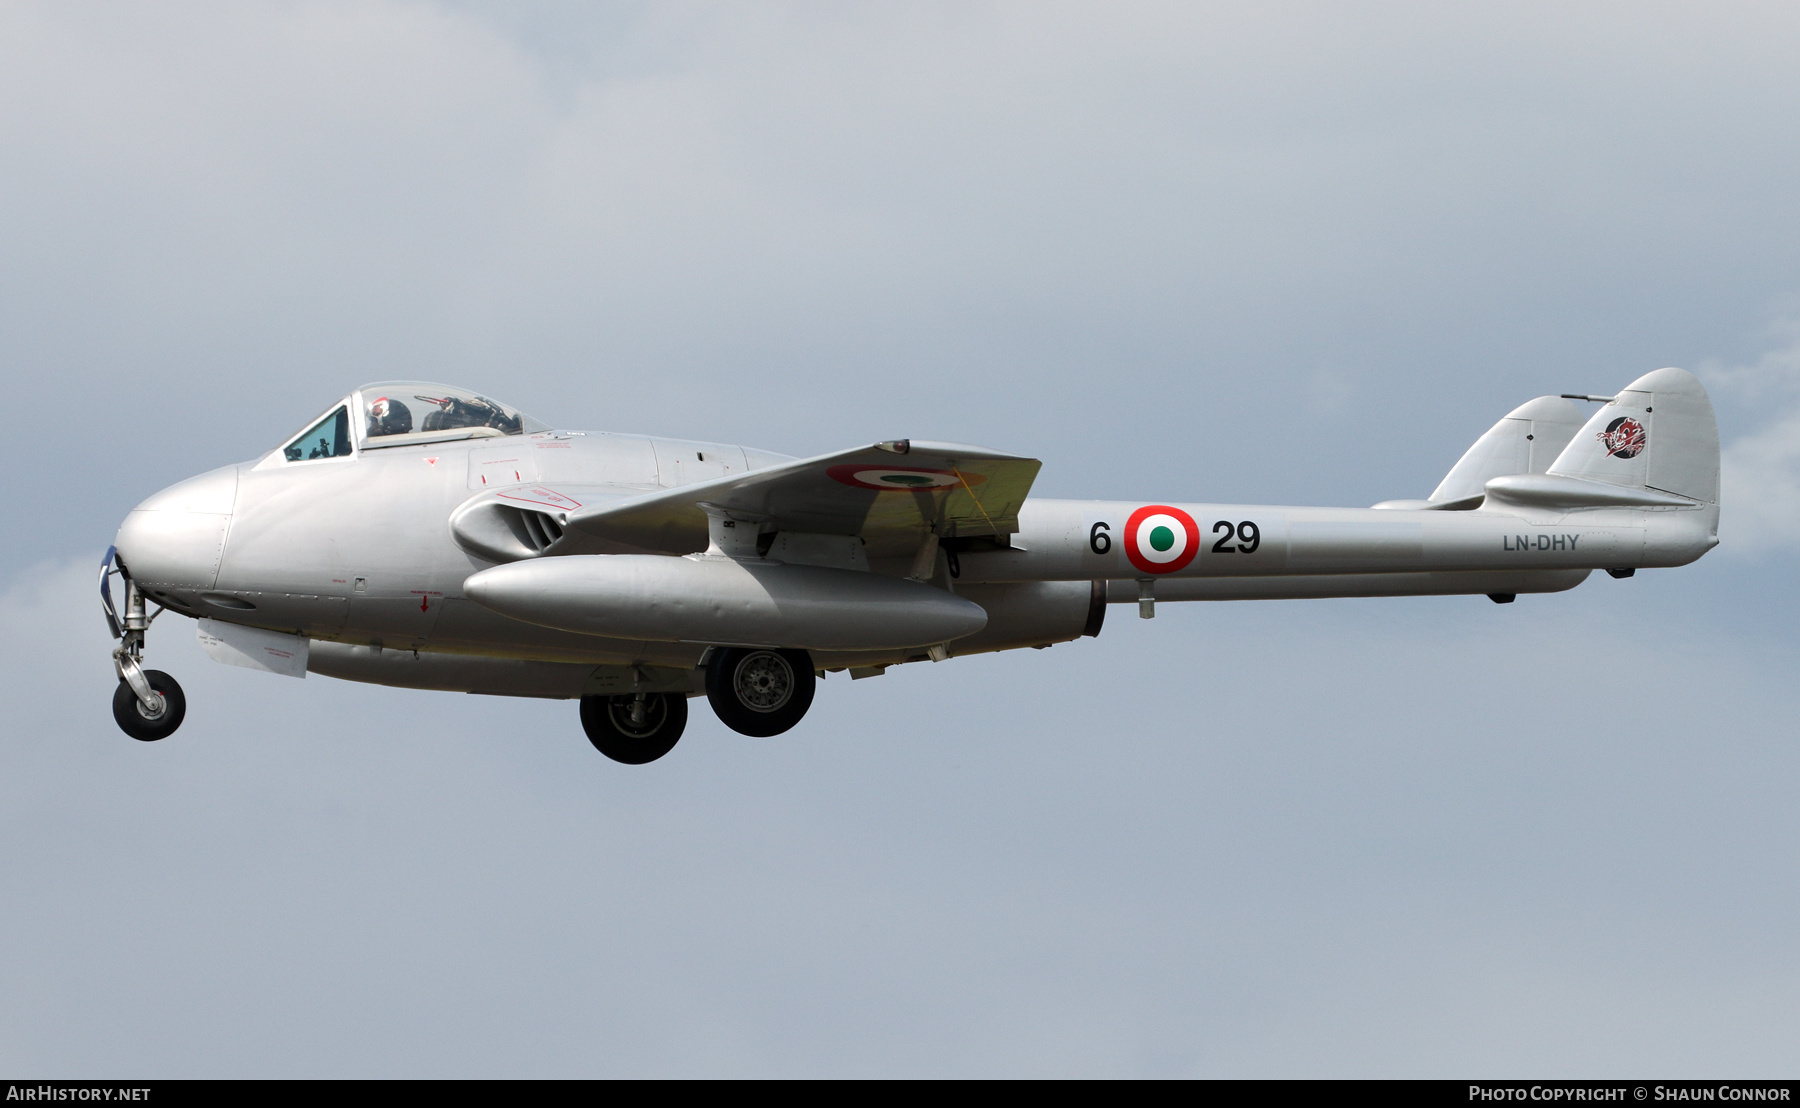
[367,396,413,436]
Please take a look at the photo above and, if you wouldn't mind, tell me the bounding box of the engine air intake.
[508,507,564,553]
[450,498,569,563]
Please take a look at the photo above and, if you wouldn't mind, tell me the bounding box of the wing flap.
[562,441,1041,557]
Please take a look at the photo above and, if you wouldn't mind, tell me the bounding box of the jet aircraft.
[104,368,1719,763]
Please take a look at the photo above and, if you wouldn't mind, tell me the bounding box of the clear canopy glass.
[355,382,550,448]
[283,406,352,462]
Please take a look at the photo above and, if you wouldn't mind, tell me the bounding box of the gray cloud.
[1707,315,1800,549]
[6,554,1796,1076]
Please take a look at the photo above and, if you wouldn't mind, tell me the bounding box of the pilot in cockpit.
[366,396,413,438]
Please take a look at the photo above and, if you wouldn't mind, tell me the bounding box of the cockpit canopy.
[280,382,550,462]
[358,382,550,446]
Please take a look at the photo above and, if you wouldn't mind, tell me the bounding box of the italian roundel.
[1124,505,1199,574]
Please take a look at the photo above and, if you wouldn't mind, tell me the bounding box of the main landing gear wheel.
[112,670,186,742]
[705,647,816,737]
[580,692,688,764]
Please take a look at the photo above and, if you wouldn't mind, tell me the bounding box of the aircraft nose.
[114,466,241,594]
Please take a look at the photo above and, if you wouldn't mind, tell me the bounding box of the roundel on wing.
[826,465,984,492]
[1124,505,1200,574]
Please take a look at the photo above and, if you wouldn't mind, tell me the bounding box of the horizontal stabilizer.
[1482,472,1699,509]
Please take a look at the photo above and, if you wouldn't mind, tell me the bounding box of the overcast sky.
[2,1,1798,1077]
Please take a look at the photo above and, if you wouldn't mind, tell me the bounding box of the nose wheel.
[112,669,186,741]
[705,647,817,737]
[102,547,185,742]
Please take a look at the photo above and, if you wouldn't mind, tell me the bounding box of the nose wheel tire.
[580,692,688,764]
[112,669,186,742]
[705,648,816,737]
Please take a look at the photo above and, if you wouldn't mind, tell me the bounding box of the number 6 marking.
[1089,521,1112,555]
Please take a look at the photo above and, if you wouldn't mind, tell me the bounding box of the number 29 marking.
[1211,520,1261,554]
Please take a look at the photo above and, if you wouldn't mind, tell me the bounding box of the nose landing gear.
[102,547,185,742]
[112,668,186,742]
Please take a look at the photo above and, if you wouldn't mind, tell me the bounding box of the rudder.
[1546,367,1719,503]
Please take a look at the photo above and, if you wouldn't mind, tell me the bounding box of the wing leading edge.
[562,441,1041,558]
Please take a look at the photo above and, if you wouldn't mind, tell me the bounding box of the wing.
[561,440,1041,558]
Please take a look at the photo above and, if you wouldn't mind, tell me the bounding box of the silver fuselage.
[115,416,1717,684]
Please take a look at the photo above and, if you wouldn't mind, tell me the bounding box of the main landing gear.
[580,692,688,764]
[101,548,186,742]
[705,647,816,738]
[578,648,819,765]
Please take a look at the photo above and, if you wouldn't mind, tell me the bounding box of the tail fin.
[1428,395,1587,505]
[1546,367,1719,503]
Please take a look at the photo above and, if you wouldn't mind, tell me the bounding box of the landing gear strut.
[101,547,185,742]
[705,647,816,737]
[580,692,688,764]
